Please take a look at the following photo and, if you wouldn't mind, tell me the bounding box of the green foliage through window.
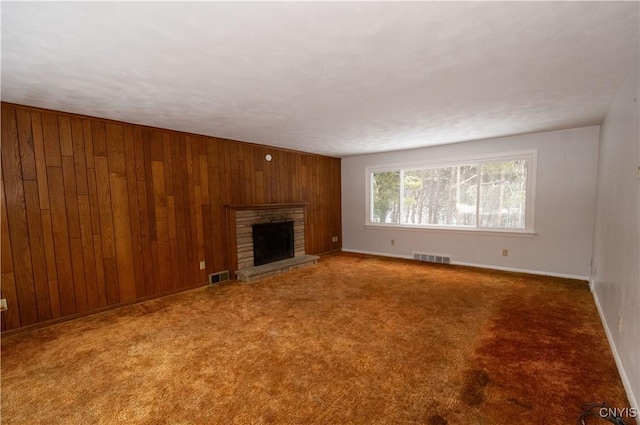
[370,155,533,230]
[371,171,400,223]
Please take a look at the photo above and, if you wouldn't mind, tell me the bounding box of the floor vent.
[209,270,230,284]
[413,252,451,265]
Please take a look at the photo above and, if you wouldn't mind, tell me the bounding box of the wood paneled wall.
[0,103,342,332]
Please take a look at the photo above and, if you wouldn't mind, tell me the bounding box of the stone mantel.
[225,202,309,211]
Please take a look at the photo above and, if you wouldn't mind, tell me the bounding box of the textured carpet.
[0,253,630,424]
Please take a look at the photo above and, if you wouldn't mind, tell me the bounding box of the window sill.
[364,223,536,238]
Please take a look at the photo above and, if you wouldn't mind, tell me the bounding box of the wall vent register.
[413,252,452,265]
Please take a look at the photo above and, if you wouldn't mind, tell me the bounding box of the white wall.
[591,63,639,414]
[342,126,600,279]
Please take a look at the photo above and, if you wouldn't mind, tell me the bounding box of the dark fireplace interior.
[252,221,294,266]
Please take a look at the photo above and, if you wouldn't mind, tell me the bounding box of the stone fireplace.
[225,203,318,282]
[234,206,306,270]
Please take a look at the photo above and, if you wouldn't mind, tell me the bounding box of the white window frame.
[365,150,537,235]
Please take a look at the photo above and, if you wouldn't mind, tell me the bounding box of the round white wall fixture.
[265,154,272,161]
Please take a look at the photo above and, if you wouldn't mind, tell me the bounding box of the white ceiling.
[1,2,638,158]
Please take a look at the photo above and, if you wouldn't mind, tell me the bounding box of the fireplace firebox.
[252,221,295,266]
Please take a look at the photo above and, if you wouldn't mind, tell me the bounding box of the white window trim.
[365,150,537,235]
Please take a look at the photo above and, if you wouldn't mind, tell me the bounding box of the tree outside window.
[369,154,534,232]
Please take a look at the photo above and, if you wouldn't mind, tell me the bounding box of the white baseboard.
[341,248,589,280]
[452,261,589,281]
[591,287,639,424]
[342,248,414,260]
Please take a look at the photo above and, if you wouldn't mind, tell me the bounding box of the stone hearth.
[235,255,319,283]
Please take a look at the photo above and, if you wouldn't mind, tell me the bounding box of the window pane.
[403,165,477,226]
[479,160,527,228]
[371,171,400,223]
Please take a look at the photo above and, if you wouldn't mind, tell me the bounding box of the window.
[368,152,536,233]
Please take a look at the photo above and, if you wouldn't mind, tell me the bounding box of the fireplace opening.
[252,221,295,266]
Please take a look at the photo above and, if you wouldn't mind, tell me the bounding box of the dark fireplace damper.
[252,221,295,266]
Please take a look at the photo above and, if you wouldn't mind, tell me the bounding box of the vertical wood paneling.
[2,105,39,326]
[47,166,77,316]
[71,118,89,195]
[151,161,172,293]
[124,127,146,299]
[94,156,116,258]
[23,181,52,321]
[58,116,74,157]
[16,109,37,181]
[162,133,174,196]
[91,121,107,157]
[70,237,88,313]
[144,133,158,241]
[1,102,341,331]
[103,256,120,305]
[31,112,50,209]
[42,113,62,167]
[83,119,95,169]
[40,212,61,318]
[86,169,102,237]
[78,194,99,310]
[136,181,155,296]
[105,123,126,173]
[1,170,22,329]
[184,137,199,283]
[92,234,108,307]
[202,204,214,279]
[61,156,81,239]
[133,128,146,181]
[109,172,136,303]
[166,195,180,289]
[199,141,209,205]
[17,110,55,320]
[170,134,189,287]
